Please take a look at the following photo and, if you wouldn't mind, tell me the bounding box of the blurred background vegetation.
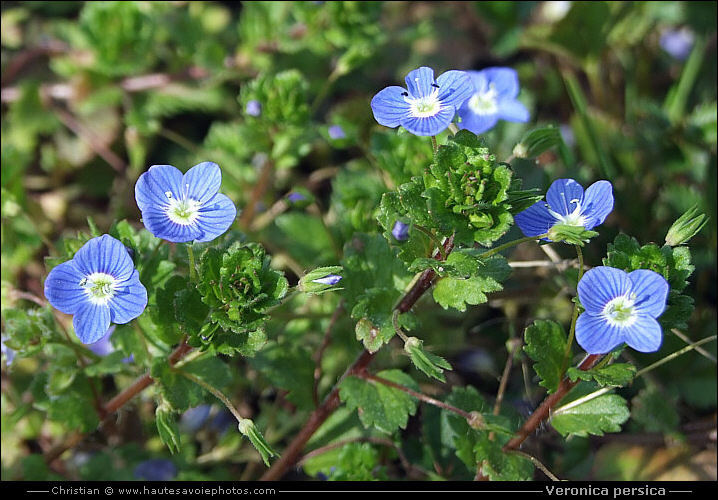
[1,1,716,481]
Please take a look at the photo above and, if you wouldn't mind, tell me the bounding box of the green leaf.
[150,358,203,412]
[566,363,636,388]
[237,419,278,467]
[474,434,534,481]
[249,342,315,410]
[523,320,568,394]
[432,254,511,312]
[156,400,181,454]
[325,442,388,481]
[630,386,680,434]
[551,393,630,437]
[513,125,564,159]
[404,337,452,382]
[339,369,419,434]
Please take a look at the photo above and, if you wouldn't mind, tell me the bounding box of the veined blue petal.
[401,105,456,136]
[578,267,631,315]
[141,208,203,242]
[135,165,184,212]
[109,270,148,324]
[575,313,625,354]
[628,269,669,318]
[183,162,222,205]
[44,260,86,315]
[514,201,554,238]
[74,302,112,344]
[73,235,134,282]
[546,179,585,216]
[371,86,411,128]
[497,99,530,123]
[435,70,474,108]
[480,67,520,99]
[404,67,436,99]
[194,193,237,242]
[581,180,614,230]
[621,316,663,352]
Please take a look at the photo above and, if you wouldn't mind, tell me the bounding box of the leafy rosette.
[380,130,541,248]
[193,242,288,355]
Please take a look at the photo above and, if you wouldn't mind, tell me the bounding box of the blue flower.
[245,99,262,117]
[576,267,669,354]
[44,235,148,344]
[312,274,342,286]
[370,66,474,136]
[391,221,410,241]
[1,336,15,367]
[660,27,695,61]
[514,178,613,241]
[134,459,178,481]
[328,125,346,140]
[456,68,530,135]
[135,162,237,243]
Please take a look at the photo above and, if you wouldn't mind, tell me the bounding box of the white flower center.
[548,198,587,227]
[601,293,638,327]
[468,83,498,116]
[80,272,118,305]
[164,187,201,226]
[405,87,442,118]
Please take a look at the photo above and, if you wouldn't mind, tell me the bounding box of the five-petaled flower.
[456,67,530,135]
[44,235,148,344]
[370,66,474,136]
[514,178,613,241]
[135,162,237,243]
[576,266,669,354]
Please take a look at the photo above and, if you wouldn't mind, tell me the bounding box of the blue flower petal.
[497,98,530,123]
[575,313,625,354]
[371,86,411,128]
[404,67,436,99]
[194,193,237,242]
[73,235,134,282]
[135,165,183,212]
[183,162,222,204]
[513,200,554,238]
[456,112,499,136]
[402,105,456,136]
[581,180,614,230]
[622,316,663,352]
[577,267,631,315]
[480,67,521,98]
[44,260,86,315]
[110,271,148,324]
[74,302,112,344]
[628,269,669,318]
[435,70,474,108]
[545,179,585,216]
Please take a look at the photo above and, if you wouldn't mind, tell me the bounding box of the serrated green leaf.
[566,363,636,387]
[237,419,278,466]
[474,434,534,481]
[551,393,630,437]
[339,369,419,434]
[432,255,511,312]
[156,402,181,454]
[524,320,568,393]
[404,337,452,382]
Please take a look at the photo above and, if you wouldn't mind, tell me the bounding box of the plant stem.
[360,372,473,420]
[259,235,455,481]
[479,233,550,259]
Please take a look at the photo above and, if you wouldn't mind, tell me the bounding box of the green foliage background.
[1,1,716,482]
